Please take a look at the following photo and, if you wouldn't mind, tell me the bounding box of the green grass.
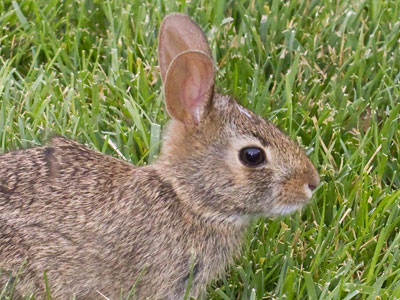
[1,0,399,299]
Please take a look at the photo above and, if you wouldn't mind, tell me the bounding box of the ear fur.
[164,50,214,126]
[158,13,212,82]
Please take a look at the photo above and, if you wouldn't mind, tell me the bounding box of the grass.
[0,0,399,299]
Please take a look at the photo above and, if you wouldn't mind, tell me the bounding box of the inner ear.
[164,51,214,126]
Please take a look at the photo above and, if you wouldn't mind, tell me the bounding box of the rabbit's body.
[0,14,319,299]
[0,136,245,299]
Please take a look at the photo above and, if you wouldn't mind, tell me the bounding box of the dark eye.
[239,147,266,167]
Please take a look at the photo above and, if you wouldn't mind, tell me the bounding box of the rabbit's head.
[157,14,319,225]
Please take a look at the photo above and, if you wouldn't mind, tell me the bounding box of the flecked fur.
[0,13,319,300]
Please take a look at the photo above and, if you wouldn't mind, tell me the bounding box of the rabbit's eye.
[239,147,266,167]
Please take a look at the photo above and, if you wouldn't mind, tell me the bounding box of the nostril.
[308,184,317,192]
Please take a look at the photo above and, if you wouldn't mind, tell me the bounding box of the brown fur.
[0,14,319,299]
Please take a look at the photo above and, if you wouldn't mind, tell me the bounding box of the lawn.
[1,0,400,299]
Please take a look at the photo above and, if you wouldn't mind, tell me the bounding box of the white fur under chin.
[269,203,305,216]
[200,202,307,224]
[200,202,306,225]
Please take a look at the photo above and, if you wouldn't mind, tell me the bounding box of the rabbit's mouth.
[267,183,316,216]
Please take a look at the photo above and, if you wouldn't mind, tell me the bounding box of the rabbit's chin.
[268,202,306,216]
[218,203,307,225]
[211,202,308,225]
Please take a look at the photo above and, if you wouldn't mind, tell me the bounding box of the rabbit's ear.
[164,50,214,126]
[158,13,212,82]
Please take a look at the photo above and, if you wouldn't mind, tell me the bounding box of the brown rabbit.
[0,13,319,299]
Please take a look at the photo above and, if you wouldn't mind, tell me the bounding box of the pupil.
[246,148,260,162]
[239,146,265,167]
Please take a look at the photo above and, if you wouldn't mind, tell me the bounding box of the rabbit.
[0,13,320,300]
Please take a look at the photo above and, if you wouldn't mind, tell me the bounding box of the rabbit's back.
[0,137,138,297]
[0,137,134,221]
